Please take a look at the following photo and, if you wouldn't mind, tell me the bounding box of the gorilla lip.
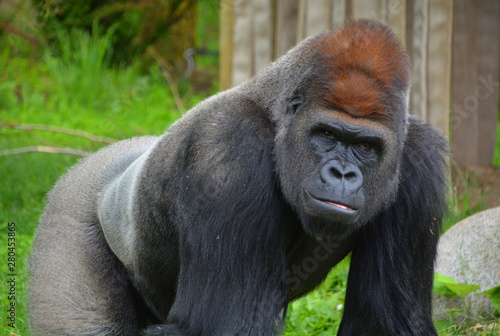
[307,191,358,212]
[325,201,354,211]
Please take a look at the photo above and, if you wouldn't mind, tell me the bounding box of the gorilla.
[29,19,448,336]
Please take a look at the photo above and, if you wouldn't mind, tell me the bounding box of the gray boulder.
[433,207,500,321]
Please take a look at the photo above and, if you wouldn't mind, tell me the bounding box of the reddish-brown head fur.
[316,19,411,119]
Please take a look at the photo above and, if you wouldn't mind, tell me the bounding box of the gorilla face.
[277,97,401,238]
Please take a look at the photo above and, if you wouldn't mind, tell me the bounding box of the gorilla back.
[29,19,448,336]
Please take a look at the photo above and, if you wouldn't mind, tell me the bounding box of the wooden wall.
[219,0,500,166]
[450,0,500,166]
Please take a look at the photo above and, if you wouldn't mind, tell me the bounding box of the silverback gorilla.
[29,19,448,335]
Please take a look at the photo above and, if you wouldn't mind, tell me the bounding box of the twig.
[0,146,88,156]
[147,47,186,114]
[0,21,43,46]
[0,122,117,144]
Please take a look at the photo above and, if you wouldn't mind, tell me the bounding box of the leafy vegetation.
[0,2,218,334]
[35,0,198,63]
[284,258,349,335]
[433,274,500,336]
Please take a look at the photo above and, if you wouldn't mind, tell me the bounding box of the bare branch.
[0,146,89,156]
[0,122,117,144]
[147,47,186,114]
[0,21,43,46]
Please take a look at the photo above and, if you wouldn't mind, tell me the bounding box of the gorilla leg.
[29,215,141,335]
[30,136,159,335]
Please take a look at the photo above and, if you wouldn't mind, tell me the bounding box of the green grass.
[0,21,216,334]
[285,258,350,335]
[1,9,499,336]
[495,104,500,166]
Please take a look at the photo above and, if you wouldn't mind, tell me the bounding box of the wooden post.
[253,0,274,73]
[350,0,385,21]
[297,0,330,41]
[331,0,347,26]
[406,0,452,138]
[387,0,407,45]
[275,0,299,58]
[476,0,500,166]
[451,1,478,166]
[409,0,430,122]
[426,0,453,138]
[451,0,500,166]
[220,0,234,90]
[232,0,253,86]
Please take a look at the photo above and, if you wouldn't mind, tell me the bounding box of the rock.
[433,207,500,321]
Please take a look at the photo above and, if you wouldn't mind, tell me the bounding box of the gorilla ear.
[286,96,303,115]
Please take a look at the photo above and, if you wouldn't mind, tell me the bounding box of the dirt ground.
[451,165,500,210]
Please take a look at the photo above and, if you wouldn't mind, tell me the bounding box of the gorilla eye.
[320,130,336,140]
[358,142,372,149]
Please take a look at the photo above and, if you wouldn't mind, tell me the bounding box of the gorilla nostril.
[329,166,356,181]
[345,172,357,180]
[320,160,363,190]
[330,167,343,179]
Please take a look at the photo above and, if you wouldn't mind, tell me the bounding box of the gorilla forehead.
[315,19,411,90]
[321,69,390,120]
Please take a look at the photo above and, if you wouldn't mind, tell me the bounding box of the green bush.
[35,0,198,63]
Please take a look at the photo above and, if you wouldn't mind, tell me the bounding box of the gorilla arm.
[99,94,290,335]
[285,228,356,300]
[98,147,154,271]
[145,96,290,335]
[338,117,448,336]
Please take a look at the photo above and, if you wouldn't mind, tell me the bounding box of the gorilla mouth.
[304,191,359,216]
[303,191,361,226]
[319,199,358,213]
[325,201,354,211]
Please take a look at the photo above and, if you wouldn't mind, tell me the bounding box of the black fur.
[338,118,448,335]
[29,20,448,336]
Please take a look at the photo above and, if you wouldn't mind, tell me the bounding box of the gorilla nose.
[320,160,363,191]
